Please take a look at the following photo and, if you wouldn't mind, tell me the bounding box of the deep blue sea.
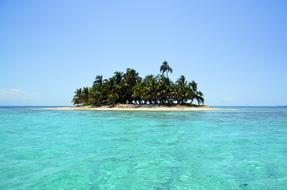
[0,107,287,190]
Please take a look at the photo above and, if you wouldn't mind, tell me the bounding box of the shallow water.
[0,107,287,190]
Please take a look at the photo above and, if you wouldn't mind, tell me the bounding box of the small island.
[46,62,219,112]
[73,61,205,105]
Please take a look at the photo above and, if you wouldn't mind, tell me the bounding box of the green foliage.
[72,61,205,106]
[107,93,119,105]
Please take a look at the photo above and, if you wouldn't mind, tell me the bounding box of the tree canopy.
[72,62,205,106]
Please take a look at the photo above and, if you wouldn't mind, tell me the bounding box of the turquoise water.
[0,107,287,190]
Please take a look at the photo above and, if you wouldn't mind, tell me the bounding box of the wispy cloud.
[0,88,35,105]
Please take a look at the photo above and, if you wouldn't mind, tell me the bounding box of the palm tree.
[113,71,123,84]
[93,75,103,87]
[143,75,158,104]
[186,82,198,104]
[176,75,186,86]
[195,91,204,105]
[110,71,124,103]
[71,87,89,105]
[190,81,197,92]
[123,68,141,104]
[176,75,188,104]
[132,82,148,104]
[157,76,173,105]
[72,88,82,105]
[89,87,102,106]
[160,61,173,77]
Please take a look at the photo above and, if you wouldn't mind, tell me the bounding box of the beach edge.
[45,105,221,112]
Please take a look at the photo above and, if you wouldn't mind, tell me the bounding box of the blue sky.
[0,0,286,106]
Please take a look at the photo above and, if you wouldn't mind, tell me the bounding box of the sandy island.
[46,104,220,112]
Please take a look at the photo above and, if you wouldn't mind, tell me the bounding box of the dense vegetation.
[72,62,205,106]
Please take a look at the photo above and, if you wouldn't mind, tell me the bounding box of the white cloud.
[0,88,35,105]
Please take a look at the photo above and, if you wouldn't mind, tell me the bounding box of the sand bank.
[46,104,220,112]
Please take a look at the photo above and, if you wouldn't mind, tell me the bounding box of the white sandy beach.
[46,104,220,112]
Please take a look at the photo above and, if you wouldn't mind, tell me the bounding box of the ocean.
[0,107,287,189]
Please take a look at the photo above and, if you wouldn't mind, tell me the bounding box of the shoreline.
[45,104,220,112]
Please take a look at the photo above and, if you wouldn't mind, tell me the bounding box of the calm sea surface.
[0,107,287,190]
